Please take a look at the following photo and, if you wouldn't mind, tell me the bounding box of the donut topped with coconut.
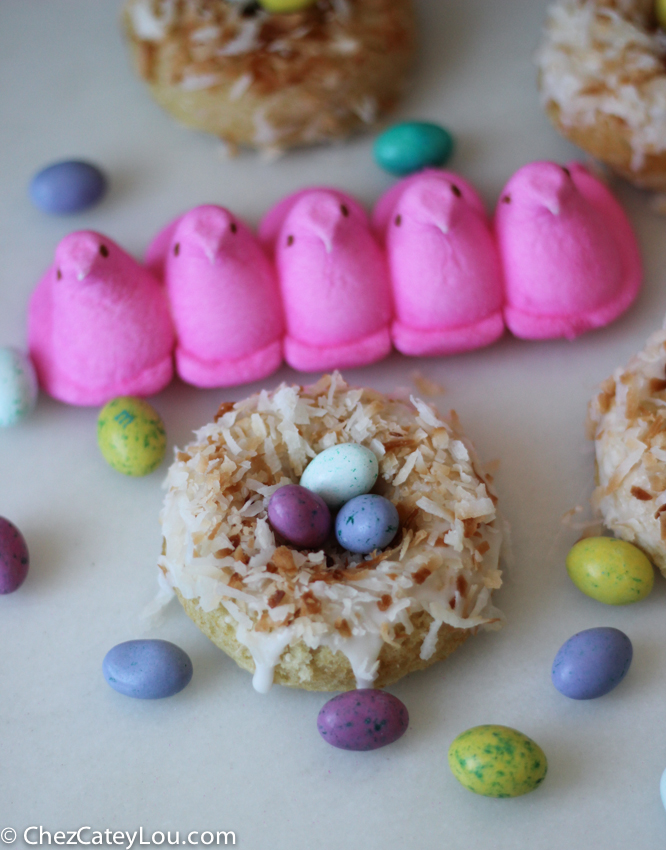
[536,0,666,189]
[122,0,416,151]
[158,374,503,693]
[588,323,666,576]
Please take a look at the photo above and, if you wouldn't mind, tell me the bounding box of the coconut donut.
[158,373,504,692]
[122,0,416,151]
[588,320,666,575]
[536,0,666,190]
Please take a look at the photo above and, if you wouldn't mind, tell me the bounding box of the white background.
[1,1,666,847]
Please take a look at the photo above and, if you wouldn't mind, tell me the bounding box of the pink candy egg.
[267,484,332,548]
[0,517,29,594]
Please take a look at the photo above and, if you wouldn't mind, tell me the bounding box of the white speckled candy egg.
[300,444,378,508]
[0,348,38,427]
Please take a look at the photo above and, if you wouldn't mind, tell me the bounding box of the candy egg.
[373,121,454,177]
[0,517,29,594]
[660,768,666,812]
[103,639,193,699]
[258,0,316,12]
[300,444,378,508]
[29,159,107,215]
[317,689,409,751]
[335,494,399,554]
[551,627,632,700]
[267,484,331,548]
[566,537,654,605]
[448,725,547,798]
[97,396,166,476]
[0,347,38,427]
[657,0,666,30]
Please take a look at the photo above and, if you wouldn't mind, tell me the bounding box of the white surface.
[1,1,666,847]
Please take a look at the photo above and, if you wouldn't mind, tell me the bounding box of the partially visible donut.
[158,373,504,692]
[536,0,666,190]
[122,0,416,151]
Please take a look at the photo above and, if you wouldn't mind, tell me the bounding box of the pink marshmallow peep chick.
[28,231,174,406]
[146,205,284,387]
[495,161,641,340]
[260,188,392,371]
[373,170,505,356]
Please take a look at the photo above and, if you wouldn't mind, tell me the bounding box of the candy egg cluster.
[267,444,399,556]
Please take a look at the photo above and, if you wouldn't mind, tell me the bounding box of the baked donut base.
[177,590,471,691]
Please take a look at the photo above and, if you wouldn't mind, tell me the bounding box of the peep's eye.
[451,185,462,198]
[286,235,294,247]
[173,242,180,257]
[99,244,109,258]
[56,268,62,280]
[230,222,237,234]
[562,166,571,177]
[394,214,402,226]
[340,204,349,217]
[502,195,511,204]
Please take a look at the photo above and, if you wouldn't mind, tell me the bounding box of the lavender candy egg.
[0,517,30,594]
[267,484,331,548]
[317,689,409,751]
[551,627,633,700]
[335,494,399,554]
[103,639,193,699]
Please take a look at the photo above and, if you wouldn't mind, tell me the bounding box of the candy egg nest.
[588,321,666,576]
[159,373,503,692]
[535,0,666,190]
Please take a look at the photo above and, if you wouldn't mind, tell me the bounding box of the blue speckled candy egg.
[0,348,38,427]
[335,494,399,554]
[0,517,29,594]
[29,160,107,214]
[267,484,331,548]
[103,639,193,699]
[317,689,409,751]
[373,121,455,176]
[660,768,666,812]
[551,626,633,700]
[300,444,378,509]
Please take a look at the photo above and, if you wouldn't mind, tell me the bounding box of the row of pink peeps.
[28,160,642,406]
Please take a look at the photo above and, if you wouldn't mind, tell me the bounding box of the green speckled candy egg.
[566,537,654,605]
[97,397,166,476]
[448,725,547,798]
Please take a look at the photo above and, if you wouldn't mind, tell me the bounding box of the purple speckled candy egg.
[317,689,409,751]
[551,626,633,700]
[267,484,331,548]
[0,516,29,594]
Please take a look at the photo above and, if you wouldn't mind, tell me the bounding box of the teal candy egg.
[0,347,38,427]
[373,121,454,176]
[97,396,166,476]
[300,444,378,508]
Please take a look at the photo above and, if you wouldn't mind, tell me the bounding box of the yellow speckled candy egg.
[97,397,166,477]
[566,537,654,605]
[448,725,547,798]
[258,0,316,13]
[657,0,666,31]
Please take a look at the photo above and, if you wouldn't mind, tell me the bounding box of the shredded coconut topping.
[536,0,666,169]
[589,318,666,573]
[159,374,503,691]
